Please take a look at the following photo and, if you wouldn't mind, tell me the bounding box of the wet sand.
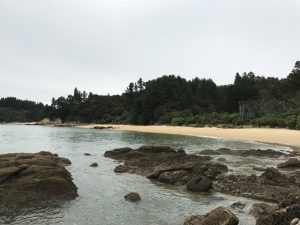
[77,124,300,151]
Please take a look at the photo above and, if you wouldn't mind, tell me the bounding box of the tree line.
[1,61,300,129]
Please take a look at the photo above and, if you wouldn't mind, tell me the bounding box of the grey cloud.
[0,0,299,103]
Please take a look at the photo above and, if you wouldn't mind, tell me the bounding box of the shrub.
[171,117,185,126]
[284,115,297,129]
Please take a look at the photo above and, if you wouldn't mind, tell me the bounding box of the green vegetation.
[1,61,300,130]
[0,97,44,122]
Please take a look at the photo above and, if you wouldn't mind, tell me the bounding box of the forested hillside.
[1,62,300,129]
[0,97,44,122]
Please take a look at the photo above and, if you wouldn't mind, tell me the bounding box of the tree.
[137,78,144,91]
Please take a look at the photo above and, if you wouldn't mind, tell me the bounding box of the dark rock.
[183,215,203,225]
[124,192,141,202]
[250,203,300,225]
[231,201,246,210]
[90,162,98,167]
[278,158,300,168]
[158,170,190,184]
[114,165,129,173]
[104,146,228,190]
[84,153,92,156]
[0,152,77,209]
[186,176,213,192]
[280,192,300,208]
[137,145,176,154]
[214,168,299,203]
[260,167,294,186]
[183,207,239,225]
[250,203,277,218]
[93,126,114,130]
[199,148,289,158]
[104,147,133,159]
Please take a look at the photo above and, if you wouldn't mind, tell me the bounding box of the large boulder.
[184,207,239,225]
[0,152,77,209]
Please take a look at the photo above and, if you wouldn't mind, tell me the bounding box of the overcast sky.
[0,0,299,104]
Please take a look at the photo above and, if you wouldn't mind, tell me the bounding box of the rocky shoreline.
[104,145,300,225]
[0,151,78,210]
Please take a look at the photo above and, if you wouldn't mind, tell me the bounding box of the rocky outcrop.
[183,207,239,225]
[124,192,141,202]
[104,146,227,192]
[105,145,300,225]
[214,168,299,203]
[0,151,77,209]
[199,148,289,158]
[250,203,300,225]
[278,158,300,168]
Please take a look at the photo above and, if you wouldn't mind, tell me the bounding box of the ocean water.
[0,125,291,225]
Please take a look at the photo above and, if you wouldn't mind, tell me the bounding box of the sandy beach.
[77,124,300,151]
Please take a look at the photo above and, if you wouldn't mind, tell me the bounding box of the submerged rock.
[184,207,239,225]
[0,151,77,209]
[231,201,246,210]
[124,192,141,202]
[104,146,227,191]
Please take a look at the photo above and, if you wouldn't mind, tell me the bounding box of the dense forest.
[0,97,44,122]
[1,61,300,129]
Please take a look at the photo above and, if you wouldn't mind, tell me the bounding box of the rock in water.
[0,151,77,209]
[231,201,246,210]
[90,162,98,167]
[278,158,300,168]
[214,167,298,203]
[124,192,141,202]
[184,207,239,225]
[104,145,228,191]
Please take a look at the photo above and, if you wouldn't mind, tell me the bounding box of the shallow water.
[0,125,291,225]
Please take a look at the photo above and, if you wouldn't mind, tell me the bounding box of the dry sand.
[77,124,300,151]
